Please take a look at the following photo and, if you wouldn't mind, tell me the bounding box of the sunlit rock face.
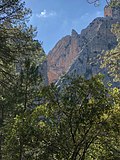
[67,17,119,80]
[47,29,81,83]
[47,6,120,84]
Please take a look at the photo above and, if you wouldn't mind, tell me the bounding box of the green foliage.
[1,34,45,159]
[2,72,120,160]
[0,0,31,24]
[0,1,120,160]
[110,0,120,7]
[0,0,46,159]
[28,75,119,160]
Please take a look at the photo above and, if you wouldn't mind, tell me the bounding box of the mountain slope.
[47,9,120,84]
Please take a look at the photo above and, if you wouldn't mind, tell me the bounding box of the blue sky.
[25,0,107,53]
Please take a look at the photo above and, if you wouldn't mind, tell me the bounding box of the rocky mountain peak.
[47,7,120,84]
[47,30,81,83]
[71,29,79,38]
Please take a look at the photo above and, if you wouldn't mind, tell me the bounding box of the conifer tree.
[0,1,45,159]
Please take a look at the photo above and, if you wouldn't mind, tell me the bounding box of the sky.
[24,0,107,54]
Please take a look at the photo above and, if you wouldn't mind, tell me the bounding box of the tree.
[0,0,31,24]
[86,87,120,160]
[0,0,30,158]
[0,23,46,158]
[0,1,46,159]
[2,46,45,159]
[0,0,31,88]
[87,0,120,6]
[33,75,119,160]
[1,32,46,159]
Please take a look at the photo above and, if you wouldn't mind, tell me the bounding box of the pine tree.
[0,1,46,159]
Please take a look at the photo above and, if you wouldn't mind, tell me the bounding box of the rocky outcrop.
[38,60,48,85]
[47,29,81,83]
[67,17,119,80]
[47,5,120,84]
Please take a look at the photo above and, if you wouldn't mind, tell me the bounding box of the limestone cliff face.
[47,30,81,83]
[67,17,119,79]
[47,12,120,84]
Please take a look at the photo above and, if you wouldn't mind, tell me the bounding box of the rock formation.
[39,60,48,85]
[47,4,120,84]
[104,1,120,18]
[67,17,119,80]
[47,29,81,83]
